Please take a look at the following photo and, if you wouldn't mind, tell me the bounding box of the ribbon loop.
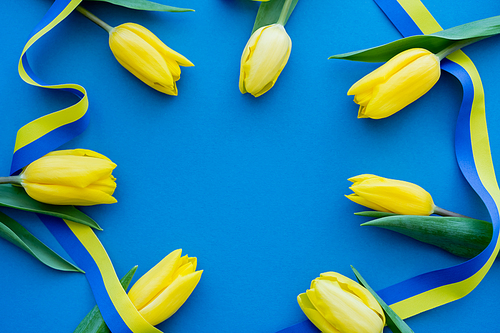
[12,0,88,175]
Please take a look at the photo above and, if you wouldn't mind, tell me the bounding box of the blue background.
[1,0,500,332]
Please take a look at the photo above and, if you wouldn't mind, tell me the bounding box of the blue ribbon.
[40,215,133,333]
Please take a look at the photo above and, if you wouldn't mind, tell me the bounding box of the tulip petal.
[45,149,113,161]
[161,44,194,68]
[350,176,434,215]
[87,176,117,195]
[139,270,203,326]
[123,23,194,67]
[364,53,440,119]
[188,256,197,271]
[252,33,292,97]
[348,174,379,184]
[22,183,117,206]
[251,45,291,98]
[347,48,430,96]
[345,194,391,213]
[297,293,340,333]
[319,273,385,323]
[352,89,373,106]
[128,249,183,311]
[239,24,291,97]
[311,280,384,333]
[21,156,116,188]
[242,25,291,97]
[171,262,196,283]
[347,48,441,119]
[164,57,182,82]
[239,26,266,94]
[119,57,177,95]
[109,27,177,95]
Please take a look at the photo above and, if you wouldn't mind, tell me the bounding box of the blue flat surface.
[1,0,500,332]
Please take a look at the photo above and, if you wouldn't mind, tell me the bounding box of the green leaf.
[351,266,414,333]
[0,211,83,272]
[361,215,492,258]
[252,0,299,33]
[354,211,398,218]
[0,184,101,230]
[74,266,138,333]
[329,15,500,62]
[85,0,194,12]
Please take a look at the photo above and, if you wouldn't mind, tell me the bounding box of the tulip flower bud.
[128,249,202,326]
[239,23,292,97]
[346,174,435,215]
[109,23,194,96]
[298,272,385,333]
[348,48,440,119]
[18,149,117,206]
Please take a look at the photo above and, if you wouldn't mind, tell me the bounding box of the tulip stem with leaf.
[277,0,294,25]
[433,206,469,218]
[76,6,113,32]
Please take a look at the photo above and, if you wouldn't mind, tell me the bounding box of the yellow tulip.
[128,249,202,326]
[109,23,194,96]
[298,272,385,333]
[239,23,292,97]
[346,174,435,215]
[348,48,440,119]
[19,149,117,206]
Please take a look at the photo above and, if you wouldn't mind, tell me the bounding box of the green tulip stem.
[76,6,113,33]
[277,0,294,26]
[435,37,486,60]
[433,206,470,218]
[0,176,21,185]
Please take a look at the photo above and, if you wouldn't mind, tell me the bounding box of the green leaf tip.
[360,214,493,258]
[355,211,398,218]
[86,0,194,12]
[0,211,83,273]
[351,266,414,333]
[0,184,101,230]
